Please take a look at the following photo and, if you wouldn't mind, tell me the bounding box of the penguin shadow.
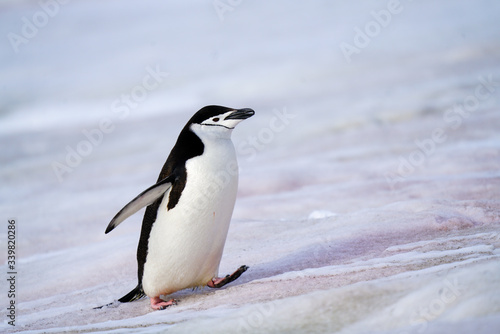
[96,232,408,311]
[235,232,402,285]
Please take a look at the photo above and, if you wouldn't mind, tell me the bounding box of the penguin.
[105,105,254,310]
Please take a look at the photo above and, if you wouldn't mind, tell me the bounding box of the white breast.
[142,135,239,298]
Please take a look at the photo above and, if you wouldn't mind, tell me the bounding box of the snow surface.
[1,0,500,333]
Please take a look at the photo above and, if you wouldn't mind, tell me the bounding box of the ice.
[308,210,338,220]
[1,0,500,333]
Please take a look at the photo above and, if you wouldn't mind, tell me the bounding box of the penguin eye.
[213,118,220,122]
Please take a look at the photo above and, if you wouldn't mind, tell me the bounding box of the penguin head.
[189,105,254,138]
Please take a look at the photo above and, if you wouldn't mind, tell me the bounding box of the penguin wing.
[105,175,175,234]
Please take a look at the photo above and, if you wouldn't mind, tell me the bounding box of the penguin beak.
[225,108,255,120]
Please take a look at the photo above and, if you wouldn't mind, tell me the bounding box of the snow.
[1,0,500,333]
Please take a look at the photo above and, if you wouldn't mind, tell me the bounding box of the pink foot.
[150,296,177,310]
[207,265,249,289]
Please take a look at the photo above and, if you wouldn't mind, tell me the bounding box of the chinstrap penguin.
[104,105,254,310]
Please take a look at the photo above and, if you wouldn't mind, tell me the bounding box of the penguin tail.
[93,285,145,310]
[118,284,146,303]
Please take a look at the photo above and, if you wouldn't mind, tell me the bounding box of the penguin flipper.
[105,175,175,234]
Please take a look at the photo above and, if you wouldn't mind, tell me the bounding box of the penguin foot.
[208,265,249,289]
[150,296,178,310]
